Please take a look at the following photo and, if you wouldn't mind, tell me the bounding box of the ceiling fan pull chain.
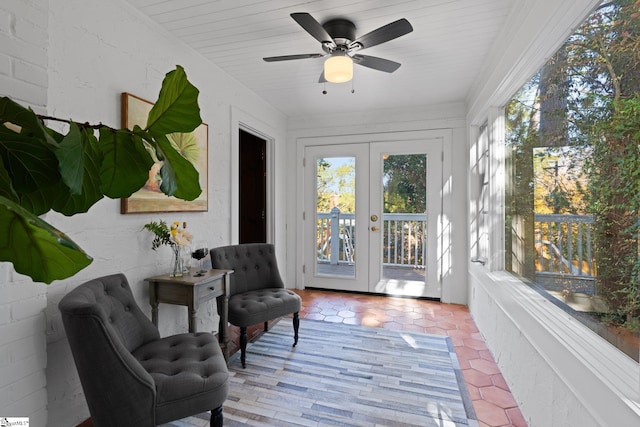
[322,82,327,95]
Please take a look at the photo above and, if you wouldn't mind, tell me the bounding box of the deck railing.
[317,208,356,265]
[533,213,597,294]
[316,210,597,278]
[534,213,595,277]
[316,208,596,278]
[382,213,427,268]
[316,209,427,268]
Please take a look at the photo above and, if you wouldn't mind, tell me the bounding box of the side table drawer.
[195,278,223,303]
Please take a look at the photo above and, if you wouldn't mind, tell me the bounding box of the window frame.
[467,0,640,424]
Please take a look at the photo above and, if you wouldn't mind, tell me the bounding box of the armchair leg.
[293,312,299,347]
[264,321,269,331]
[240,326,248,368]
[210,406,223,427]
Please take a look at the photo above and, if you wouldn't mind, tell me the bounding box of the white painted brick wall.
[0,0,47,108]
[0,0,49,424]
[0,9,11,35]
[0,290,48,423]
[0,301,10,325]
[1,0,286,425]
[0,54,11,77]
[14,60,47,88]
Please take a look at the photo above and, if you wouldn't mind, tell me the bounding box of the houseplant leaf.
[0,157,18,202]
[0,195,93,284]
[0,97,56,146]
[52,128,104,215]
[18,182,65,216]
[0,66,202,284]
[146,65,202,135]
[0,124,62,215]
[0,124,60,193]
[153,132,201,200]
[54,122,85,195]
[98,127,154,198]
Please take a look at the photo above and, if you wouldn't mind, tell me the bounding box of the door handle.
[371,226,379,232]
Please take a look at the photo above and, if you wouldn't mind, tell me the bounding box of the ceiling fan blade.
[263,53,325,62]
[353,54,401,73]
[350,18,413,50]
[291,13,335,45]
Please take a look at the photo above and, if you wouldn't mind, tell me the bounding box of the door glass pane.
[315,157,356,278]
[382,154,427,281]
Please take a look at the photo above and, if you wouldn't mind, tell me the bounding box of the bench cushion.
[133,332,229,423]
[228,288,301,327]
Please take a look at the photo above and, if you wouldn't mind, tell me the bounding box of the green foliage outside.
[316,157,355,213]
[590,96,640,329]
[506,0,640,329]
[315,154,427,215]
[0,66,202,284]
[383,154,427,214]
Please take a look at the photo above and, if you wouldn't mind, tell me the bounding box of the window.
[504,0,640,361]
[471,123,490,266]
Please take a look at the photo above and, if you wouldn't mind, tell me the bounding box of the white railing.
[382,213,427,268]
[534,213,595,277]
[316,208,355,265]
[316,209,427,268]
[316,211,596,276]
[315,211,597,280]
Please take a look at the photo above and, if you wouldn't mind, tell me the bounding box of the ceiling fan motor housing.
[322,18,356,50]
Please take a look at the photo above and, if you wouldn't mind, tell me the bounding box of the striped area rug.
[165,318,478,427]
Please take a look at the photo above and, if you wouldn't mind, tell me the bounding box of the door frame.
[239,129,267,243]
[231,108,276,245]
[296,129,453,298]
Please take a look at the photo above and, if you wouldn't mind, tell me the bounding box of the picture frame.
[120,92,208,213]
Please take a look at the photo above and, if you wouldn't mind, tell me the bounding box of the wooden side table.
[145,268,233,361]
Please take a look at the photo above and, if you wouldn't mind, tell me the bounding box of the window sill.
[470,267,640,425]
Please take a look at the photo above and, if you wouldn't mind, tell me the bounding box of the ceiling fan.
[263,13,413,83]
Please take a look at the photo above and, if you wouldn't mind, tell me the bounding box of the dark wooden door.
[239,129,267,243]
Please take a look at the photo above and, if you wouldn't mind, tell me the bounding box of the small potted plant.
[143,220,193,277]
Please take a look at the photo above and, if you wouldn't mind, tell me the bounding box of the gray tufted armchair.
[58,273,229,427]
[210,243,301,368]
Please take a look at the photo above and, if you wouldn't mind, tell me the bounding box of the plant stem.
[37,115,113,130]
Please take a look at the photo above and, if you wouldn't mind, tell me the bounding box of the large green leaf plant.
[0,66,202,284]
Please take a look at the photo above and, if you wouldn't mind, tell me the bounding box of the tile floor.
[231,288,528,427]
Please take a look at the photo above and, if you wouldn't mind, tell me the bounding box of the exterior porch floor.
[317,263,426,281]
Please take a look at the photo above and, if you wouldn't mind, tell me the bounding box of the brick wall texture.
[0,0,49,425]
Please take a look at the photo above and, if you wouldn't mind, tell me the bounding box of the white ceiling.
[126,0,516,117]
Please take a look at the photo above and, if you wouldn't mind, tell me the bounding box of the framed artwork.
[120,92,208,213]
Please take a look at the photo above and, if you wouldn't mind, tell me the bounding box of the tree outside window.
[505,0,640,358]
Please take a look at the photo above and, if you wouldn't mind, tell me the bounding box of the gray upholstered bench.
[59,273,229,427]
[210,243,301,368]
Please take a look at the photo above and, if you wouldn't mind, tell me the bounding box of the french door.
[303,138,443,298]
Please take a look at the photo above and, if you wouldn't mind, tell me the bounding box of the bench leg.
[210,407,223,427]
[293,312,299,347]
[240,326,248,368]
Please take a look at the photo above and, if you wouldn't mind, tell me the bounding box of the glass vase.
[169,245,184,278]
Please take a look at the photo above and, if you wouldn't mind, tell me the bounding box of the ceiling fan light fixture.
[324,55,353,83]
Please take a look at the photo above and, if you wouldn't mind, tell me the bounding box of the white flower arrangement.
[143,220,193,250]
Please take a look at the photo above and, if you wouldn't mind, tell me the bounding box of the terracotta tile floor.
[231,288,528,427]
